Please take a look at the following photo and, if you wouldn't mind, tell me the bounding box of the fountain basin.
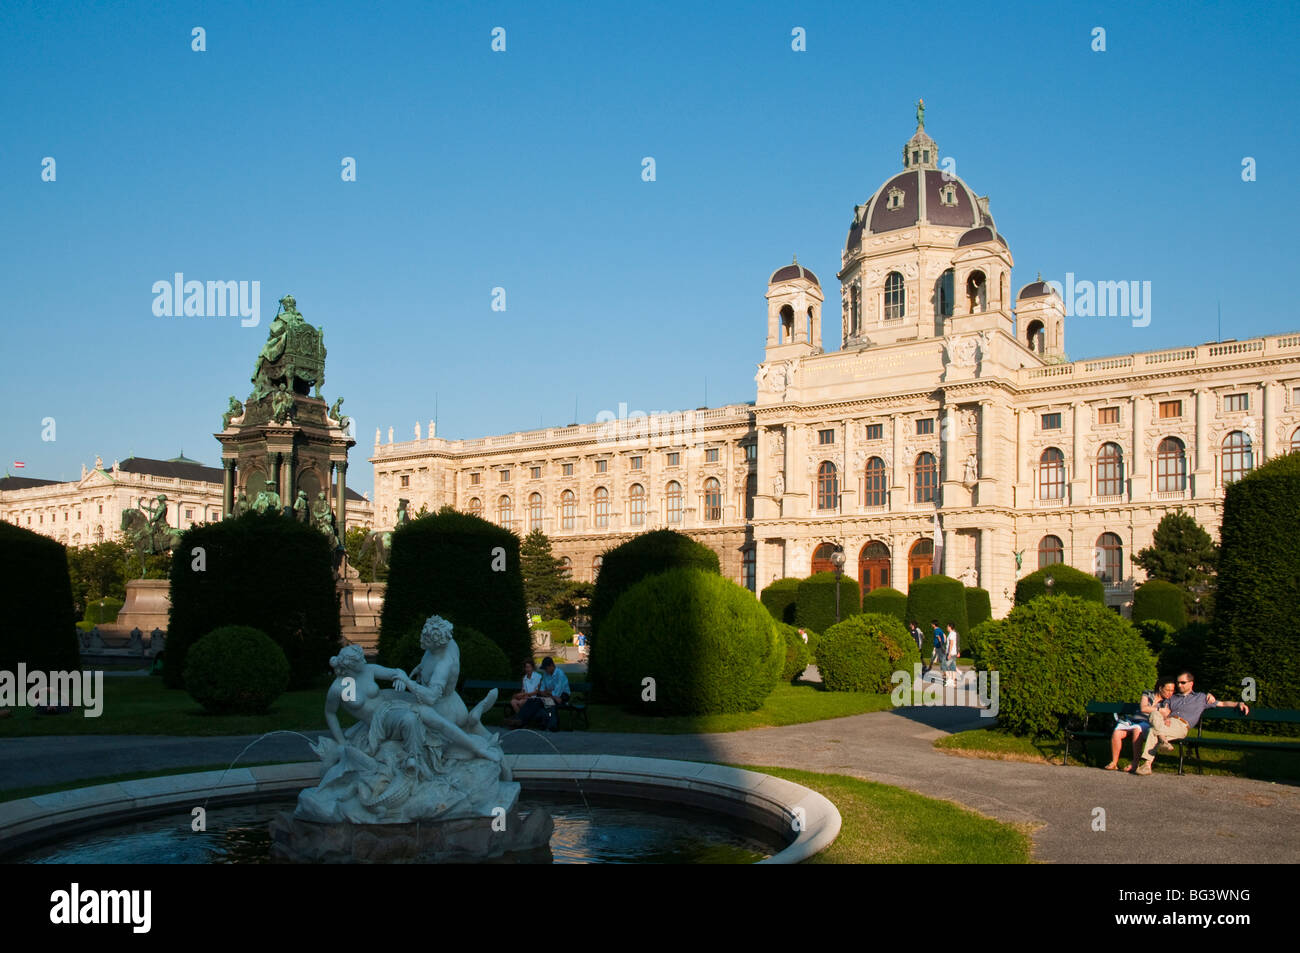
[0,755,840,864]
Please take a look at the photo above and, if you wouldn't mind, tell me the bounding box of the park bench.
[1065,701,1300,775]
[462,679,591,730]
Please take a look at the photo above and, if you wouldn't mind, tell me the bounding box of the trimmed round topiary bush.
[535,619,575,644]
[815,612,920,693]
[594,567,782,715]
[860,586,907,623]
[167,510,340,691]
[1132,579,1187,630]
[777,622,812,682]
[83,596,124,625]
[904,575,969,638]
[590,530,720,638]
[795,572,861,634]
[760,577,802,624]
[980,595,1156,738]
[1014,564,1104,605]
[183,625,290,715]
[964,587,992,629]
[1135,619,1175,656]
[378,509,531,670]
[0,521,79,674]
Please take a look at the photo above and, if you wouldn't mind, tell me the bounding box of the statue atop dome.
[916,97,925,128]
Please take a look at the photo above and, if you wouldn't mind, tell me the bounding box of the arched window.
[863,457,887,506]
[811,543,839,575]
[966,271,986,313]
[593,486,609,528]
[528,493,543,532]
[859,541,891,592]
[817,462,839,510]
[1096,442,1124,496]
[666,481,683,524]
[1222,431,1253,484]
[629,483,645,526]
[703,477,721,521]
[745,473,756,519]
[914,452,937,503]
[1096,532,1123,584]
[95,526,104,543]
[1026,319,1045,354]
[558,556,572,577]
[1292,427,1300,453]
[779,304,794,343]
[497,495,512,528]
[592,555,603,579]
[1157,437,1186,492]
[908,538,933,582]
[1039,448,1065,500]
[561,490,576,529]
[742,547,756,592]
[884,272,905,321]
[1038,535,1064,568]
[938,269,954,318]
[468,497,483,517]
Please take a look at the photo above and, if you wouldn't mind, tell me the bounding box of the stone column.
[285,450,296,511]
[1261,380,1275,462]
[272,452,284,501]
[1130,395,1148,500]
[1193,388,1211,496]
[890,413,904,504]
[943,528,956,577]
[891,535,910,595]
[335,461,348,536]
[1070,402,1085,503]
[222,460,234,518]
[1015,408,1029,506]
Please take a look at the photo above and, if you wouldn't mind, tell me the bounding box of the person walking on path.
[942,622,960,687]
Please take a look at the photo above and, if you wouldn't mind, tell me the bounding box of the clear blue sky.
[3,0,1297,496]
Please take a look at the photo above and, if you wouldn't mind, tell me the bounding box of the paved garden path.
[4,707,1297,863]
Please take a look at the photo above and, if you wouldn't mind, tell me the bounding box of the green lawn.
[0,676,349,737]
[473,680,898,734]
[935,727,1300,782]
[742,765,1034,863]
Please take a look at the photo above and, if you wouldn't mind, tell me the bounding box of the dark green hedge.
[860,586,907,623]
[0,521,79,673]
[1135,619,1175,657]
[964,587,992,629]
[815,613,920,693]
[795,572,861,634]
[1159,622,1212,682]
[378,509,531,670]
[904,575,968,637]
[1014,564,1104,605]
[1132,579,1187,629]
[760,577,802,624]
[182,625,289,714]
[166,511,340,690]
[979,595,1155,737]
[386,621,512,690]
[535,619,575,643]
[777,622,812,682]
[593,568,781,715]
[965,619,1003,669]
[590,530,720,638]
[1209,453,1300,713]
[83,596,124,625]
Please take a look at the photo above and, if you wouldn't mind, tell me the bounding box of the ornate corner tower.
[1015,278,1067,360]
[764,257,824,361]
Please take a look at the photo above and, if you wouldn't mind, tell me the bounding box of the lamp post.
[1195,595,1202,622]
[1045,574,1055,597]
[831,549,846,623]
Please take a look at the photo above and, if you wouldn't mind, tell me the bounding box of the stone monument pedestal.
[100,579,170,644]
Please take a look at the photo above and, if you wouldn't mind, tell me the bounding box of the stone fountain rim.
[0,755,840,865]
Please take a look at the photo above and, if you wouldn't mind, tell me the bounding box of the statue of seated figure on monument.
[251,294,327,401]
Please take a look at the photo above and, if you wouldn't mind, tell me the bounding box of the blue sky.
[3,0,1298,495]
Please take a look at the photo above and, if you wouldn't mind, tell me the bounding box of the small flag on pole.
[12,461,25,469]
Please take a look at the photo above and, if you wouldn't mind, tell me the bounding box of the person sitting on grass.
[1134,669,1251,776]
[511,660,541,715]
[1105,678,1172,771]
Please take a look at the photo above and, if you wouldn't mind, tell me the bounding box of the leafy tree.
[66,540,130,617]
[344,525,383,583]
[553,580,593,626]
[520,529,568,615]
[1132,511,1217,615]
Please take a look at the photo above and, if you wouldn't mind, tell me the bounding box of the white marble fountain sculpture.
[295,615,517,824]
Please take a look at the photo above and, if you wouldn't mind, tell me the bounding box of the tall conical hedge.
[0,521,79,673]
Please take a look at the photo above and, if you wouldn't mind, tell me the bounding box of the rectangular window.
[1224,393,1249,412]
[1099,407,1120,425]
[631,456,642,470]
[1293,386,1300,406]
[562,463,573,477]
[866,424,883,441]
[400,474,410,488]
[596,459,607,473]
[818,429,835,445]
[1041,413,1062,430]
[185,508,194,520]
[530,466,541,480]
[916,418,935,435]
[469,473,481,485]
[705,448,719,462]
[744,444,757,462]
[667,452,680,467]
[499,470,510,482]
[1158,400,1182,419]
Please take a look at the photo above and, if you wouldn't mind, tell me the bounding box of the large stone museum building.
[372,115,1300,618]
